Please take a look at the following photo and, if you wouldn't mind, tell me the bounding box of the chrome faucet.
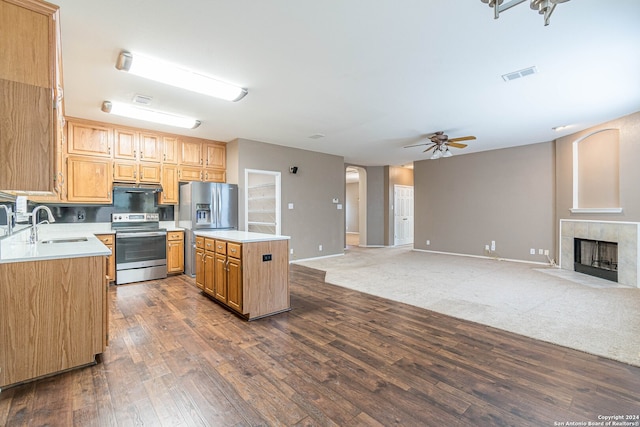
[0,205,14,236]
[30,205,56,243]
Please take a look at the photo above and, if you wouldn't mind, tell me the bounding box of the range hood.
[112,183,163,193]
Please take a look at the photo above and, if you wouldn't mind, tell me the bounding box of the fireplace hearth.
[574,238,618,282]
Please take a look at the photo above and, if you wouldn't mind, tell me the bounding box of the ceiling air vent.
[308,133,326,140]
[132,94,153,105]
[501,66,538,82]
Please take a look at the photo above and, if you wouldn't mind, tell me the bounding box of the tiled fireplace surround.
[560,220,639,287]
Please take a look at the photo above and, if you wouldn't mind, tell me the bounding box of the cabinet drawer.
[215,240,227,254]
[227,242,241,259]
[196,236,205,249]
[167,231,183,241]
[95,234,114,245]
[204,238,215,252]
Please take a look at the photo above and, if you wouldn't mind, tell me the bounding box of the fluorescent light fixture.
[116,51,248,102]
[101,101,201,129]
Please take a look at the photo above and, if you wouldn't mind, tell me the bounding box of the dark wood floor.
[1,265,639,426]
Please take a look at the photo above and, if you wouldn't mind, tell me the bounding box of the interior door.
[394,185,414,246]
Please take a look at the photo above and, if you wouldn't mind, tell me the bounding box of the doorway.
[345,166,367,247]
[245,169,281,234]
[393,185,414,246]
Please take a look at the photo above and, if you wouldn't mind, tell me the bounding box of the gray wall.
[414,141,556,262]
[228,138,345,260]
[364,166,385,246]
[345,182,359,233]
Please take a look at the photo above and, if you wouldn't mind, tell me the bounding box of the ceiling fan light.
[116,51,248,102]
[102,101,201,129]
[443,148,453,158]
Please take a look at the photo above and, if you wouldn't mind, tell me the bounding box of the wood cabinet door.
[195,248,205,290]
[138,162,161,183]
[95,234,115,283]
[112,161,137,182]
[67,120,112,157]
[160,164,178,204]
[204,142,225,169]
[139,133,162,162]
[214,253,228,303]
[178,166,202,182]
[227,257,242,312]
[66,156,112,203]
[113,128,137,160]
[162,136,178,164]
[203,169,225,183]
[0,0,54,87]
[204,252,215,296]
[167,239,184,274]
[179,138,202,166]
[0,80,53,192]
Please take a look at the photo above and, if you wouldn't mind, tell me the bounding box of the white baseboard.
[291,253,344,264]
[412,248,553,266]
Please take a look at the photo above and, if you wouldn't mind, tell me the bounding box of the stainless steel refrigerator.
[179,182,238,277]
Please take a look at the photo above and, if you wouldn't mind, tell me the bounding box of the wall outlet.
[491,241,496,251]
[290,248,294,255]
[485,244,490,251]
[288,203,294,209]
[544,249,549,256]
[530,248,536,255]
[426,240,430,246]
[319,244,323,251]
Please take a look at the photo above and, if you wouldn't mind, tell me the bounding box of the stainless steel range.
[112,212,167,285]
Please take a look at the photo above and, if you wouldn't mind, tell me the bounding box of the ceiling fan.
[404,131,476,159]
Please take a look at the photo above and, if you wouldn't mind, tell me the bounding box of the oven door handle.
[116,231,167,238]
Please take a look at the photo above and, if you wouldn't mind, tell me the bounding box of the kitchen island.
[0,227,110,390]
[194,230,290,320]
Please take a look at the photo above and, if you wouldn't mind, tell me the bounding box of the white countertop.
[0,221,184,264]
[194,230,290,243]
[0,225,111,264]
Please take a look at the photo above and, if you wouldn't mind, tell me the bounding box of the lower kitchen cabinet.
[195,234,289,320]
[95,233,115,282]
[166,231,184,274]
[195,236,205,290]
[0,256,107,389]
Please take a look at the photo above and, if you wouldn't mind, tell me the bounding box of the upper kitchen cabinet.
[0,0,60,192]
[162,136,178,164]
[67,119,112,157]
[204,141,226,169]
[179,137,203,166]
[114,128,161,162]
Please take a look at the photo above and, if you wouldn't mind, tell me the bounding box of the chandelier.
[480,0,571,26]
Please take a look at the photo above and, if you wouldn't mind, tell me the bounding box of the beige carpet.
[295,246,640,367]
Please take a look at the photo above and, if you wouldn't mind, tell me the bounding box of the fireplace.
[574,238,618,282]
[560,220,638,287]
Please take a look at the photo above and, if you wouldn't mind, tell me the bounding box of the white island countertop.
[0,225,111,264]
[194,230,290,243]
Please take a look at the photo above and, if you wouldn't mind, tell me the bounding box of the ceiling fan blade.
[448,136,476,143]
[403,142,430,148]
[446,142,468,149]
[422,144,437,152]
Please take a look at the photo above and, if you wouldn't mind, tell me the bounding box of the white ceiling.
[54,0,640,166]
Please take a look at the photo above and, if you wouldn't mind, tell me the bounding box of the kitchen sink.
[41,237,88,244]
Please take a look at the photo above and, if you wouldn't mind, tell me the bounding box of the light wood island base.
[195,231,290,320]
